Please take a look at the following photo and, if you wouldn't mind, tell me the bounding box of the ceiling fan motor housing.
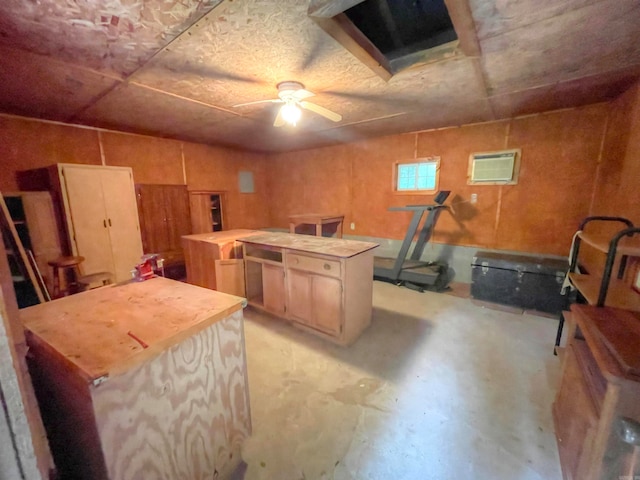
[277,81,305,101]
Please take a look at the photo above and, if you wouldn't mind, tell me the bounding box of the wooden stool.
[48,256,85,298]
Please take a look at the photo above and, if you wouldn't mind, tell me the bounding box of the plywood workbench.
[20,277,251,480]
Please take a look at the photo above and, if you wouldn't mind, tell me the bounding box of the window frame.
[393,157,440,195]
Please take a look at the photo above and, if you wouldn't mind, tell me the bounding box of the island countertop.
[239,232,378,258]
[20,276,245,382]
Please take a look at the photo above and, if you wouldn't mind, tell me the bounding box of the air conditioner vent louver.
[468,149,520,185]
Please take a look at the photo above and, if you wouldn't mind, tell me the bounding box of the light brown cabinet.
[135,184,191,268]
[57,164,143,283]
[287,257,342,336]
[19,164,143,284]
[553,305,640,480]
[241,232,378,345]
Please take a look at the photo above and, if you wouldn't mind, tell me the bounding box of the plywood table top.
[182,229,259,244]
[288,213,344,224]
[20,277,245,383]
[572,304,640,382]
[240,232,378,258]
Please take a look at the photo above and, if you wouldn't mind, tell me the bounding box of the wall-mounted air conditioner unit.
[467,149,521,185]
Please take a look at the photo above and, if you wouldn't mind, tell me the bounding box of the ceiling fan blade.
[293,89,315,101]
[299,101,342,122]
[233,99,283,108]
[324,89,418,108]
[273,106,286,127]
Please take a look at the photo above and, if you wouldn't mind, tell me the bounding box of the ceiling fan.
[233,81,342,127]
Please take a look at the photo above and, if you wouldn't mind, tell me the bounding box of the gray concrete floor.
[239,281,562,480]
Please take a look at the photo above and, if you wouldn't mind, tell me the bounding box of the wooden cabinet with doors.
[20,164,143,284]
[189,191,225,234]
[286,254,343,336]
[554,305,640,480]
[135,184,191,272]
[241,232,378,345]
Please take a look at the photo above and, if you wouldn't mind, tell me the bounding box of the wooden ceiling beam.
[308,0,366,18]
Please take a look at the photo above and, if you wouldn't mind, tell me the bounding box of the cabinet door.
[311,275,342,335]
[21,192,62,294]
[287,268,312,323]
[215,259,245,297]
[287,269,343,335]
[263,263,285,315]
[189,194,213,234]
[554,343,599,480]
[136,185,169,254]
[100,169,143,282]
[60,166,114,277]
[163,186,191,253]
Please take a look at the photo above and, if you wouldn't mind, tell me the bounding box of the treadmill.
[373,190,450,291]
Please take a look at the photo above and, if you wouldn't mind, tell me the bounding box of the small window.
[395,158,439,193]
[468,149,521,185]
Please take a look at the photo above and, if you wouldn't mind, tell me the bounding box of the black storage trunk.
[471,251,567,314]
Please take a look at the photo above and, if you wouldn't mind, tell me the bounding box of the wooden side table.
[288,214,345,238]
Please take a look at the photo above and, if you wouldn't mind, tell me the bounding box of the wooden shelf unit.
[556,217,640,351]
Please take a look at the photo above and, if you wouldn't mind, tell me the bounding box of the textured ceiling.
[0,0,638,152]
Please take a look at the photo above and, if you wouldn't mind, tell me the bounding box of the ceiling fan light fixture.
[280,102,301,126]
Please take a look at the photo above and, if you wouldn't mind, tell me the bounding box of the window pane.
[397,161,437,191]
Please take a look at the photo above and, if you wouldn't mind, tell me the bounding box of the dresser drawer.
[287,253,341,278]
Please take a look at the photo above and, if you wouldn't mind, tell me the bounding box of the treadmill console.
[434,190,450,205]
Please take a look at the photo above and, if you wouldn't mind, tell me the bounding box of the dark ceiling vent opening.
[309,0,461,80]
[346,0,457,64]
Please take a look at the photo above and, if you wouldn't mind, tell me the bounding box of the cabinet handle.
[103,219,107,228]
[324,263,331,270]
[108,218,112,227]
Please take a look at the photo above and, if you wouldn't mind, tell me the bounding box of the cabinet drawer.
[287,253,341,278]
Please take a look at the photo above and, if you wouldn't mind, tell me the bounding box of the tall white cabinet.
[57,164,143,283]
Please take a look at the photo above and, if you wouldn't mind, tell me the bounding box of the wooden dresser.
[240,232,378,346]
[554,304,640,480]
[20,277,251,480]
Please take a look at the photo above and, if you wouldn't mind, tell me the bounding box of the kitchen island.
[20,276,251,480]
[239,232,378,346]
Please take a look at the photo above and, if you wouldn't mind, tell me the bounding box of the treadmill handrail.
[388,205,449,212]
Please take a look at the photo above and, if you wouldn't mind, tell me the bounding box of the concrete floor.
[239,281,563,480]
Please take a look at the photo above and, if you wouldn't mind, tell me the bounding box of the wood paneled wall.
[591,83,640,223]
[2,89,639,259]
[0,115,270,230]
[582,82,640,274]
[267,104,610,256]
